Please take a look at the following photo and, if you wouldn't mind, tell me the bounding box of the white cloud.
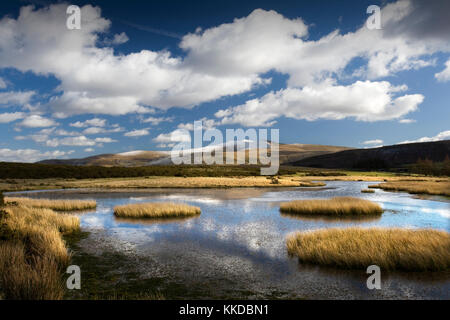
[0,77,7,89]
[0,91,34,106]
[0,112,24,123]
[435,59,450,82]
[153,129,191,143]
[70,118,107,128]
[104,32,129,45]
[0,148,73,162]
[399,118,416,124]
[177,118,218,131]
[84,148,95,152]
[124,129,150,137]
[398,130,450,144]
[216,81,424,126]
[46,136,96,147]
[94,137,117,143]
[141,116,172,125]
[19,114,57,128]
[0,4,264,117]
[82,126,123,135]
[0,1,447,126]
[362,139,384,146]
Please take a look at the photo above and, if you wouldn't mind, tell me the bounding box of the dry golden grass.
[286,228,450,271]
[1,175,447,192]
[369,181,450,197]
[361,189,375,193]
[0,242,65,300]
[114,202,201,219]
[5,197,96,211]
[280,197,383,217]
[0,204,80,299]
[297,181,326,187]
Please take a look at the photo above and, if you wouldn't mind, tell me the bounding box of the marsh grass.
[286,228,450,271]
[0,204,80,299]
[114,202,201,219]
[280,197,382,217]
[297,181,326,187]
[5,197,96,211]
[369,181,450,197]
[361,189,375,193]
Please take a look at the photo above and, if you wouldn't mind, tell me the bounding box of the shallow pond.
[10,181,450,299]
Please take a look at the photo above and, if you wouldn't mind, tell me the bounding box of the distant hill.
[38,143,351,167]
[291,140,450,169]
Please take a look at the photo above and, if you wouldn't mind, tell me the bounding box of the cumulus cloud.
[435,59,450,82]
[141,116,173,125]
[0,148,73,162]
[19,114,57,128]
[0,77,7,89]
[70,118,107,128]
[0,1,447,128]
[177,118,218,131]
[124,129,150,137]
[0,4,265,117]
[0,91,35,106]
[216,81,424,126]
[103,32,129,45]
[153,129,191,143]
[398,130,450,144]
[0,112,25,123]
[399,118,416,124]
[18,127,117,148]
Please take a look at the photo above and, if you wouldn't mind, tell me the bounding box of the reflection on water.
[10,181,450,299]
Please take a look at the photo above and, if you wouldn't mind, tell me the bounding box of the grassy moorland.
[114,202,201,219]
[286,228,450,271]
[5,197,96,211]
[369,180,450,197]
[0,203,80,299]
[280,197,383,217]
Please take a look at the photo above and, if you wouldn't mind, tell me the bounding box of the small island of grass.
[114,202,201,219]
[5,197,96,211]
[280,197,382,217]
[286,228,450,271]
[361,189,375,193]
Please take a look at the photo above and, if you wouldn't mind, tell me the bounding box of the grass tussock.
[286,228,450,271]
[280,197,382,217]
[361,189,375,193]
[0,204,80,299]
[5,197,96,211]
[297,181,326,187]
[369,181,450,197]
[114,202,201,219]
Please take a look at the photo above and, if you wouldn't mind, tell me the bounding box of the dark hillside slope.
[291,140,450,169]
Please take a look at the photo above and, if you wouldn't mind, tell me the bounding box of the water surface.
[11,181,450,299]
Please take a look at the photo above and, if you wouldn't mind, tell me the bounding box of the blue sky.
[0,0,449,162]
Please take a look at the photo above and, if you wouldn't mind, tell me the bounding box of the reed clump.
[286,228,450,271]
[5,197,96,211]
[0,204,80,299]
[280,197,382,217]
[114,202,201,219]
[369,181,450,197]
